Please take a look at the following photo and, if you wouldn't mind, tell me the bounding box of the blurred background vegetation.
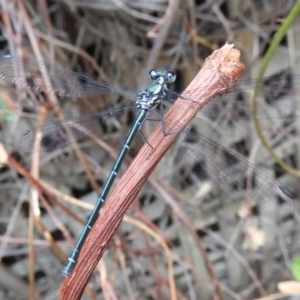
[0,0,300,299]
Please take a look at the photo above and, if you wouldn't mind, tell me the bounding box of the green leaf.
[291,258,300,281]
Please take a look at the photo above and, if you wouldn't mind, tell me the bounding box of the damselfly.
[0,55,297,277]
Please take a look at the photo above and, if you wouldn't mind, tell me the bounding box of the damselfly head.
[149,69,176,84]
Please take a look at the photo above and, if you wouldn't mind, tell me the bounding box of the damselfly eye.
[166,71,176,83]
[149,69,160,80]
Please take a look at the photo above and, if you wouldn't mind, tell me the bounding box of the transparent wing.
[2,55,297,123]
[19,106,136,152]
[0,55,136,99]
[165,72,298,122]
[165,129,298,221]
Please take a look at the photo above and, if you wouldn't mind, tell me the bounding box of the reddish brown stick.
[60,43,245,299]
